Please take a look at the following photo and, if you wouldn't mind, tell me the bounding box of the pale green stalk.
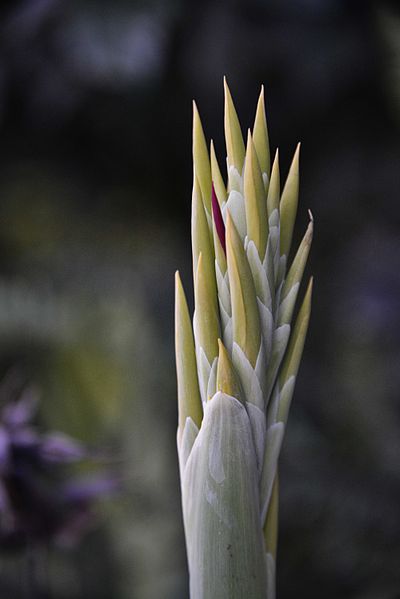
[175,80,313,599]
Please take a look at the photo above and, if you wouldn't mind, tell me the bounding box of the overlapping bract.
[175,79,313,599]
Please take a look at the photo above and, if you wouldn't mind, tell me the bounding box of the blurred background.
[0,0,399,597]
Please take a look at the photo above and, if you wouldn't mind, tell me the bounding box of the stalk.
[175,79,313,599]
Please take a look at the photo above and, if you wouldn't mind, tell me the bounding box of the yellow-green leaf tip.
[282,216,313,302]
[175,271,203,438]
[216,339,243,401]
[244,129,268,259]
[194,253,219,364]
[224,77,245,172]
[267,148,280,217]
[193,100,212,212]
[280,142,300,257]
[226,211,261,367]
[253,84,271,177]
[279,275,313,386]
[191,176,215,289]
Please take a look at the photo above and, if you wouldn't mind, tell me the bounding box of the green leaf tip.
[244,129,268,259]
[279,215,313,326]
[224,77,245,172]
[216,339,243,401]
[267,148,280,217]
[191,177,215,291]
[226,211,261,367]
[193,100,212,213]
[194,252,220,364]
[282,216,313,301]
[280,142,300,257]
[279,276,313,388]
[175,271,203,439]
[253,84,271,178]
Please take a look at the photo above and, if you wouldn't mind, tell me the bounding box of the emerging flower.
[175,80,313,599]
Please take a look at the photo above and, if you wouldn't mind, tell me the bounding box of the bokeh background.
[0,0,399,597]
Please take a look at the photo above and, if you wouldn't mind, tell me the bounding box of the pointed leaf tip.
[282,217,313,302]
[175,271,202,437]
[216,339,243,401]
[191,176,215,288]
[280,143,300,257]
[194,252,219,364]
[226,212,261,367]
[267,148,280,217]
[253,84,270,177]
[277,276,312,424]
[193,100,212,212]
[244,130,268,258]
[279,275,312,388]
[224,78,245,172]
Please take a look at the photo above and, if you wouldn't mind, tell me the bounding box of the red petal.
[211,184,226,254]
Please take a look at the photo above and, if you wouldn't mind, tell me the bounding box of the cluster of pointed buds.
[175,79,313,599]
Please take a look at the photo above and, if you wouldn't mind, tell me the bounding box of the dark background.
[0,0,399,597]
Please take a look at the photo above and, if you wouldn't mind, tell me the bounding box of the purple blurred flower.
[0,380,117,551]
